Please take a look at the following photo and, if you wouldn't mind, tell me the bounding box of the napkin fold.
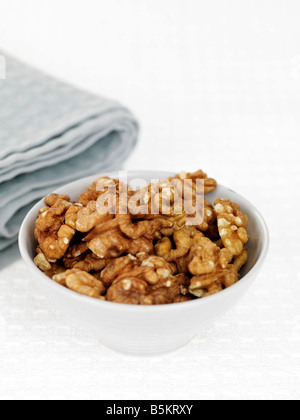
[0,53,138,251]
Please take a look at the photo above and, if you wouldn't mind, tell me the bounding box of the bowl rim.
[19,170,270,313]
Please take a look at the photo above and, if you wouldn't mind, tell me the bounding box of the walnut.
[107,278,149,305]
[36,197,67,233]
[101,256,138,287]
[186,234,238,297]
[188,199,216,232]
[171,232,227,275]
[214,198,249,256]
[88,229,153,259]
[106,274,178,305]
[106,257,188,305]
[130,177,193,219]
[175,169,217,194]
[66,242,89,258]
[141,256,177,287]
[149,196,215,236]
[188,236,233,276]
[35,225,75,261]
[35,195,79,260]
[118,214,162,240]
[88,230,125,258]
[76,201,112,232]
[110,262,170,288]
[65,204,83,230]
[34,252,52,272]
[127,236,154,256]
[45,194,72,207]
[189,266,239,298]
[77,177,116,206]
[202,281,223,297]
[154,214,187,237]
[232,248,248,272]
[145,272,191,305]
[141,255,175,272]
[155,228,195,262]
[78,177,131,207]
[128,180,178,217]
[83,217,120,242]
[77,182,99,206]
[151,181,181,215]
[63,252,107,272]
[53,269,105,299]
[150,270,188,292]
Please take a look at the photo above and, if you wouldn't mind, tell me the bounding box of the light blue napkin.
[0,53,138,251]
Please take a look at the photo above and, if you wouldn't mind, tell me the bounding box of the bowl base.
[98,334,196,357]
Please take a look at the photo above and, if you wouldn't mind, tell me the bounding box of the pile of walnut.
[33,170,249,305]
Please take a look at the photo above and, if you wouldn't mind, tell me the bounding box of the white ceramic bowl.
[19,171,269,356]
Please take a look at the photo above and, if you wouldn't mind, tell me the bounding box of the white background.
[0,0,299,400]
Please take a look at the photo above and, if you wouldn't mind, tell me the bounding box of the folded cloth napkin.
[0,53,138,251]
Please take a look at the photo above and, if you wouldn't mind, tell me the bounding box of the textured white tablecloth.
[0,0,299,400]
